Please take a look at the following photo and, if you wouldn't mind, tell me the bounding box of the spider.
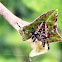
[17,20,56,50]
[30,20,50,50]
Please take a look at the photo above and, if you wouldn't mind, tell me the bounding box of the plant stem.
[0,2,29,31]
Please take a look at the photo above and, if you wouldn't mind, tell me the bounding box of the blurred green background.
[0,0,62,62]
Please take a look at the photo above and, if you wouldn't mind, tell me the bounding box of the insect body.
[19,20,50,50]
[31,21,50,49]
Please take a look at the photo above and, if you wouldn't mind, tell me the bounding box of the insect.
[31,21,50,49]
[17,20,56,50]
[25,20,50,50]
[17,9,62,52]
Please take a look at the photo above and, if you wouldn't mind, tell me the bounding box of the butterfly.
[17,9,62,57]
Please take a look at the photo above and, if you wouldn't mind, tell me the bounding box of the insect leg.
[43,39,46,47]
[31,22,41,30]
[32,35,36,42]
[49,25,57,38]
[47,39,50,50]
[23,29,32,36]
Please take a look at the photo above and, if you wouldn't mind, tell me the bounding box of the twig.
[0,2,29,31]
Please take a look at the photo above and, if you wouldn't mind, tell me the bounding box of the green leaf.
[49,31,62,43]
[19,9,62,43]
